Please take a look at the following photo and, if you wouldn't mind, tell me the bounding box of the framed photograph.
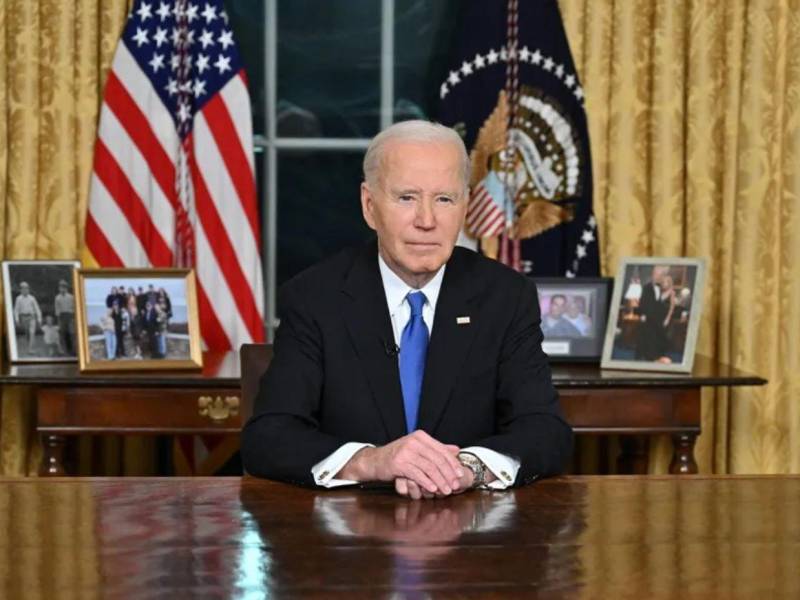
[533,277,613,362]
[601,257,706,373]
[74,268,203,372]
[2,260,81,363]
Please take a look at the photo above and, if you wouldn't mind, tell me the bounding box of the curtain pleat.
[559,0,800,474]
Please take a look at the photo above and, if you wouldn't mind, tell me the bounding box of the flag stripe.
[195,221,253,348]
[220,71,256,174]
[85,212,124,267]
[482,212,505,236]
[88,174,149,266]
[474,206,503,234]
[199,91,260,245]
[189,148,263,342]
[97,106,176,252]
[193,115,262,302]
[93,140,174,266]
[467,200,493,227]
[195,280,232,351]
[104,71,179,212]
[112,42,179,162]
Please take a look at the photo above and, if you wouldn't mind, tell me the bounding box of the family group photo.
[82,277,191,363]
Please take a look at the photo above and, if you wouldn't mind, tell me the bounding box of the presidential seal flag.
[85,0,265,351]
[438,0,599,277]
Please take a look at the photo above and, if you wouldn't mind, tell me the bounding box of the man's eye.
[399,195,414,202]
[437,196,455,204]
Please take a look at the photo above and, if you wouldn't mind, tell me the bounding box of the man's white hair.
[362,120,470,191]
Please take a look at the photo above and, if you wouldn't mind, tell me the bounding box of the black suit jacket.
[241,241,573,487]
[635,282,670,360]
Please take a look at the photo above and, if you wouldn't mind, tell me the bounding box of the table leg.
[41,434,67,476]
[669,433,698,474]
[617,436,648,474]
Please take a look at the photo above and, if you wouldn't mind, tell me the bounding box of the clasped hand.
[338,430,475,500]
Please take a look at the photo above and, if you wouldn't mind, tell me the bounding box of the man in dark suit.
[242,120,572,499]
[635,266,673,361]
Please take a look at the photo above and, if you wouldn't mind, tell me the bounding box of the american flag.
[466,175,507,239]
[86,0,265,350]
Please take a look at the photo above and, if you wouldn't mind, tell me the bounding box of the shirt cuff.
[311,442,375,488]
[460,446,520,489]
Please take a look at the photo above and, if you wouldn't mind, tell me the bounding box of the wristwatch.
[457,452,487,489]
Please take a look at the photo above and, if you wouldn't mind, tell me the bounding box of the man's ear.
[360,182,377,231]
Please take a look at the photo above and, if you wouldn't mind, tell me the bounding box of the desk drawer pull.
[198,395,240,422]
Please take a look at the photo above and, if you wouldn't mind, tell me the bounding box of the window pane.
[227,0,266,135]
[277,151,372,285]
[277,0,381,138]
[394,0,461,122]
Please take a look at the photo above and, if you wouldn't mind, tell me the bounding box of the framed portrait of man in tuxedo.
[73,268,203,372]
[601,257,706,373]
[532,277,613,362]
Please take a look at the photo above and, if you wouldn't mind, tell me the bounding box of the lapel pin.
[456,316,471,325]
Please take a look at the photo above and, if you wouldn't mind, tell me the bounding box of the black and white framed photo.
[601,257,706,373]
[2,260,81,363]
[533,277,613,362]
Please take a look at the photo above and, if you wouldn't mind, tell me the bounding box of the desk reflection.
[238,484,584,597]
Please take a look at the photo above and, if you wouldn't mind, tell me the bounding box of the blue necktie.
[399,291,428,433]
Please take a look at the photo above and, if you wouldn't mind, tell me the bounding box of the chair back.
[239,343,273,422]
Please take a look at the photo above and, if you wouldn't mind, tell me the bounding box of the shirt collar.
[377,253,446,314]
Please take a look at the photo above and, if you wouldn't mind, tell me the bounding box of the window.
[229,0,459,336]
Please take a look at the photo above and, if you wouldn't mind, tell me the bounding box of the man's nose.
[414,199,436,229]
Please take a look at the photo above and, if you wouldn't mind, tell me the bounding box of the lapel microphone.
[383,339,400,357]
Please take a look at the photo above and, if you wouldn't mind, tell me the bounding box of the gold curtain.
[0,0,131,475]
[1,0,798,476]
[559,0,800,473]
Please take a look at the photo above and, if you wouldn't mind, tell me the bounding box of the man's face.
[20,285,29,296]
[566,299,582,318]
[549,296,566,318]
[652,266,669,284]
[360,140,467,286]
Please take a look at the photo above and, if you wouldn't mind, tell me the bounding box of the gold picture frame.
[74,268,203,372]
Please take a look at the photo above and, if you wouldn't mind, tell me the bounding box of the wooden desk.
[552,355,766,474]
[0,476,797,598]
[0,352,242,475]
[0,351,764,476]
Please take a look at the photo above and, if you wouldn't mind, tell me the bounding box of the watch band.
[457,452,486,489]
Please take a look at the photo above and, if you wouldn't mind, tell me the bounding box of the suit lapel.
[340,243,407,441]
[417,250,479,434]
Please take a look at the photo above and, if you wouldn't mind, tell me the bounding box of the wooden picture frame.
[74,268,203,372]
[2,260,81,363]
[532,277,613,362]
[601,257,706,373]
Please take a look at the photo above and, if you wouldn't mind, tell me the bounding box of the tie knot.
[406,291,426,317]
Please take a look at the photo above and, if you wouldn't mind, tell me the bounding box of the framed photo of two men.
[601,257,707,373]
[73,268,203,372]
[533,277,613,362]
[2,260,81,363]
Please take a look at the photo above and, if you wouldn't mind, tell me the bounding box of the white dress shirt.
[311,254,521,489]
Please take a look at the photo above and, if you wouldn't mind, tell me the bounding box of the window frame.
[254,0,395,339]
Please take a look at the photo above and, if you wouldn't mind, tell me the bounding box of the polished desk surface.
[0,476,796,598]
[0,351,765,388]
